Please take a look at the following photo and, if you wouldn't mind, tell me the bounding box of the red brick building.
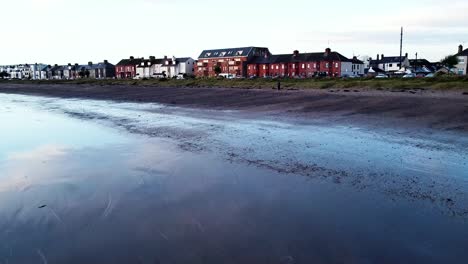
[115,56,144,79]
[195,47,270,77]
[247,48,353,78]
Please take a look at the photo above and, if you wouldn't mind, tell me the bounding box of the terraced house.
[195,47,271,77]
[247,48,355,78]
[455,44,467,75]
[116,56,145,79]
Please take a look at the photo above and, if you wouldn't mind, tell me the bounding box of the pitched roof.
[248,51,352,64]
[175,57,193,63]
[116,58,145,66]
[198,47,268,59]
[457,49,468,56]
[370,56,406,64]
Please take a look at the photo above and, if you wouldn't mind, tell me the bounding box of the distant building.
[351,56,365,76]
[369,54,410,73]
[408,59,435,74]
[246,48,354,78]
[455,45,467,75]
[116,56,145,79]
[136,56,196,78]
[195,47,271,77]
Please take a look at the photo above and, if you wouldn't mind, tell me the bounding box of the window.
[389,64,393,67]
[460,58,465,64]
[276,65,279,70]
[307,64,310,69]
[335,63,339,68]
[314,64,316,68]
[282,64,285,69]
[326,63,329,68]
[302,64,305,69]
[293,64,295,69]
[263,65,266,70]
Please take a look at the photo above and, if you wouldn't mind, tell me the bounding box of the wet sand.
[0,83,468,133]
[1,89,468,263]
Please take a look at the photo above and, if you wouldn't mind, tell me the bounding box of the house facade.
[116,56,144,79]
[136,56,196,78]
[195,47,271,77]
[246,48,353,78]
[351,57,365,76]
[455,45,467,75]
[369,54,410,73]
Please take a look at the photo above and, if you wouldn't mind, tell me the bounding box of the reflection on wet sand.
[0,94,467,264]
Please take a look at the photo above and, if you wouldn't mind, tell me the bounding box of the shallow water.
[0,94,467,264]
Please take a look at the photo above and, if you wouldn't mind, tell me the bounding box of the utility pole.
[399,27,403,70]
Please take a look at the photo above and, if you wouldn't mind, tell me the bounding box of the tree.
[441,55,459,72]
[85,70,90,78]
[214,65,222,76]
[78,70,85,78]
[0,71,9,79]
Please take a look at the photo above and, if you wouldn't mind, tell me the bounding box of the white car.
[375,74,389,79]
[402,73,416,78]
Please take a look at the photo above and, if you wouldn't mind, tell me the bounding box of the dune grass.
[2,76,468,90]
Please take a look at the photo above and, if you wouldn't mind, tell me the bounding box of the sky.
[1,0,467,65]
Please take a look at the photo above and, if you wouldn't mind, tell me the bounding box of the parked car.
[375,74,389,79]
[218,73,236,79]
[425,73,435,78]
[402,73,416,78]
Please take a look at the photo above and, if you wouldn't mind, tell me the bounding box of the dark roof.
[370,56,406,64]
[116,58,145,66]
[409,59,432,66]
[351,57,364,64]
[198,47,269,59]
[456,49,468,56]
[175,57,192,63]
[248,51,352,64]
[136,58,167,68]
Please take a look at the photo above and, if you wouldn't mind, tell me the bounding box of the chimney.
[405,53,408,58]
[377,54,380,60]
[459,45,463,54]
[54,64,58,67]
[149,56,155,60]
[68,63,72,66]
[130,56,134,60]
[164,56,168,60]
[88,61,93,66]
[293,50,299,57]
[104,60,108,64]
[381,54,384,59]
[353,56,357,60]
[325,48,331,55]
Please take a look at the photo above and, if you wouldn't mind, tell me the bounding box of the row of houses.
[2,45,468,79]
[0,55,196,80]
[115,56,195,79]
[194,47,365,78]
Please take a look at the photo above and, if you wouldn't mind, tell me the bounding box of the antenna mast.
[399,27,403,69]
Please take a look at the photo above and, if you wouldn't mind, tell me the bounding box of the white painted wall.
[456,55,467,75]
[340,62,352,76]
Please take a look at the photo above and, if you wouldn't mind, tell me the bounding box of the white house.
[136,56,195,78]
[455,45,467,75]
[351,56,365,76]
[369,54,410,73]
[31,63,49,80]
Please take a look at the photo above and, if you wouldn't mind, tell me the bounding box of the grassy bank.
[2,76,468,90]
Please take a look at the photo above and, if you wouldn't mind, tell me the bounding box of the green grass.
[1,76,468,90]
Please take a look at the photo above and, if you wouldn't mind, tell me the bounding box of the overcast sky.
[1,0,467,65]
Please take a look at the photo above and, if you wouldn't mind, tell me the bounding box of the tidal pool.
[0,94,467,264]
